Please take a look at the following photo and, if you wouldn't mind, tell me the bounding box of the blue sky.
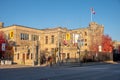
[0,0,120,41]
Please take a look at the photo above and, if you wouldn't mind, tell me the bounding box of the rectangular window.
[85,43,87,46]
[21,33,23,40]
[26,54,29,59]
[85,32,87,36]
[45,36,48,44]
[85,39,87,42]
[31,35,39,41]
[51,48,54,54]
[51,35,54,44]
[15,47,17,52]
[20,33,29,40]
[31,35,34,41]
[31,54,33,59]
[17,53,19,60]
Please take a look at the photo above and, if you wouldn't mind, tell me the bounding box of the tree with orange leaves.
[102,35,113,52]
[0,31,7,59]
[0,31,14,59]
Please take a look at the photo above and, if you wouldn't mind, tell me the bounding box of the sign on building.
[2,43,6,51]
[99,45,102,52]
[10,31,14,39]
[66,33,70,40]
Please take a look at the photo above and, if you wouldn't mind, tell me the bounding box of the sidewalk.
[104,60,118,64]
[0,62,50,69]
[0,64,33,69]
[0,61,119,69]
[52,60,119,67]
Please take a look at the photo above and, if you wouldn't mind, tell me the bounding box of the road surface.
[0,63,120,80]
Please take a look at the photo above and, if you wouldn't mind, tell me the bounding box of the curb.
[52,61,119,68]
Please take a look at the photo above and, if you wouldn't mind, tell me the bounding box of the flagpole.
[91,10,92,22]
[90,8,95,22]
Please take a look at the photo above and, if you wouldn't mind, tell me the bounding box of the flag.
[74,34,79,43]
[63,39,67,45]
[91,8,95,14]
[2,43,6,51]
[66,33,70,40]
[73,34,80,46]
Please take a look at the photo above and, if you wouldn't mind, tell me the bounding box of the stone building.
[113,40,120,49]
[0,22,104,65]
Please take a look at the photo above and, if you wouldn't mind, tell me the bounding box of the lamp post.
[32,38,36,66]
[57,30,62,66]
[77,33,83,66]
[77,47,80,65]
[58,34,61,65]
[34,40,40,66]
[58,41,61,65]
[37,40,40,66]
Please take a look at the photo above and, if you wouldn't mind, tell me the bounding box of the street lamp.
[37,40,40,66]
[77,47,80,64]
[34,40,40,66]
[77,33,84,66]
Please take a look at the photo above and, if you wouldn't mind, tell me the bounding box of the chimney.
[0,22,4,29]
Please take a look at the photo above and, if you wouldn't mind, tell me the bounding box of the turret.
[0,22,4,29]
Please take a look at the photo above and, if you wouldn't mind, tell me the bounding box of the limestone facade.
[0,22,104,65]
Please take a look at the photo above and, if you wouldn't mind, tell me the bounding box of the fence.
[64,51,113,63]
[87,51,112,61]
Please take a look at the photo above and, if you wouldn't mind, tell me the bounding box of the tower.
[0,22,4,29]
